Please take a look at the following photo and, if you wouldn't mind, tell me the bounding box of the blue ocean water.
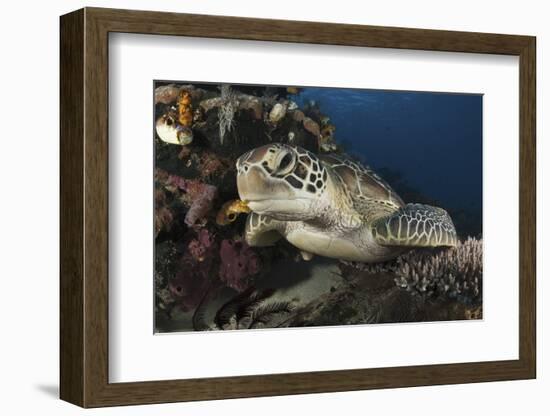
[294,87,483,236]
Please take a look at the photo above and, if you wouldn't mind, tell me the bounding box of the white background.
[0,0,547,414]
[110,34,519,382]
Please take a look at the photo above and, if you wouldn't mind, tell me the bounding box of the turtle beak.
[237,165,268,202]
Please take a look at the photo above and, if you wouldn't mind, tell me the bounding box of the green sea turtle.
[236,143,457,263]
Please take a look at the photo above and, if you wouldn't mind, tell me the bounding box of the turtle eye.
[275,152,295,176]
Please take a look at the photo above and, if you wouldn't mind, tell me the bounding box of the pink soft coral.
[169,229,218,311]
[166,174,217,226]
[219,239,261,292]
[188,228,216,262]
[154,188,174,237]
[169,261,212,312]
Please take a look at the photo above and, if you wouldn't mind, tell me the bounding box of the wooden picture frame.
[60,7,536,408]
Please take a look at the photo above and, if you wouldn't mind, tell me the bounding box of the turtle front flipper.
[244,213,285,247]
[371,203,458,248]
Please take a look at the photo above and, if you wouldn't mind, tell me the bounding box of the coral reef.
[158,231,263,317]
[154,86,198,146]
[302,116,321,139]
[154,82,342,330]
[320,124,337,152]
[156,111,193,146]
[292,109,305,123]
[156,169,218,227]
[188,228,217,262]
[169,261,214,312]
[238,95,263,120]
[268,102,287,124]
[155,189,169,235]
[177,90,194,127]
[219,240,261,292]
[155,205,174,238]
[278,274,481,328]
[177,147,232,181]
[154,84,180,105]
[347,237,482,303]
[218,84,237,144]
[214,288,294,330]
[168,229,218,312]
[393,237,482,302]
[155,240,180,314]
[183,183,217,227]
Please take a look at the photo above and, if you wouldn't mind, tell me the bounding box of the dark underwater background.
[293,87,483,238]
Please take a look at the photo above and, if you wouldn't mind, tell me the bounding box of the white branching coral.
[350,237,483,302]
[218,84,237,144]
[395,237,482,301]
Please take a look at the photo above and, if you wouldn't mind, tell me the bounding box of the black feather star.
[245,300,295,329]
[214,287,294,330]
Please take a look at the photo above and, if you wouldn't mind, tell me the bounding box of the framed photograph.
[60,7,536,408]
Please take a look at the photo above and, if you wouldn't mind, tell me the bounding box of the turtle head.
[236,144,329,221]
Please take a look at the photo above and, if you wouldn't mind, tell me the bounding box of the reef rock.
[292,109,305,123]
[154,84,180,105]
[303,116,321,138]
[238,95,264,120]
[268,102,287,124]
